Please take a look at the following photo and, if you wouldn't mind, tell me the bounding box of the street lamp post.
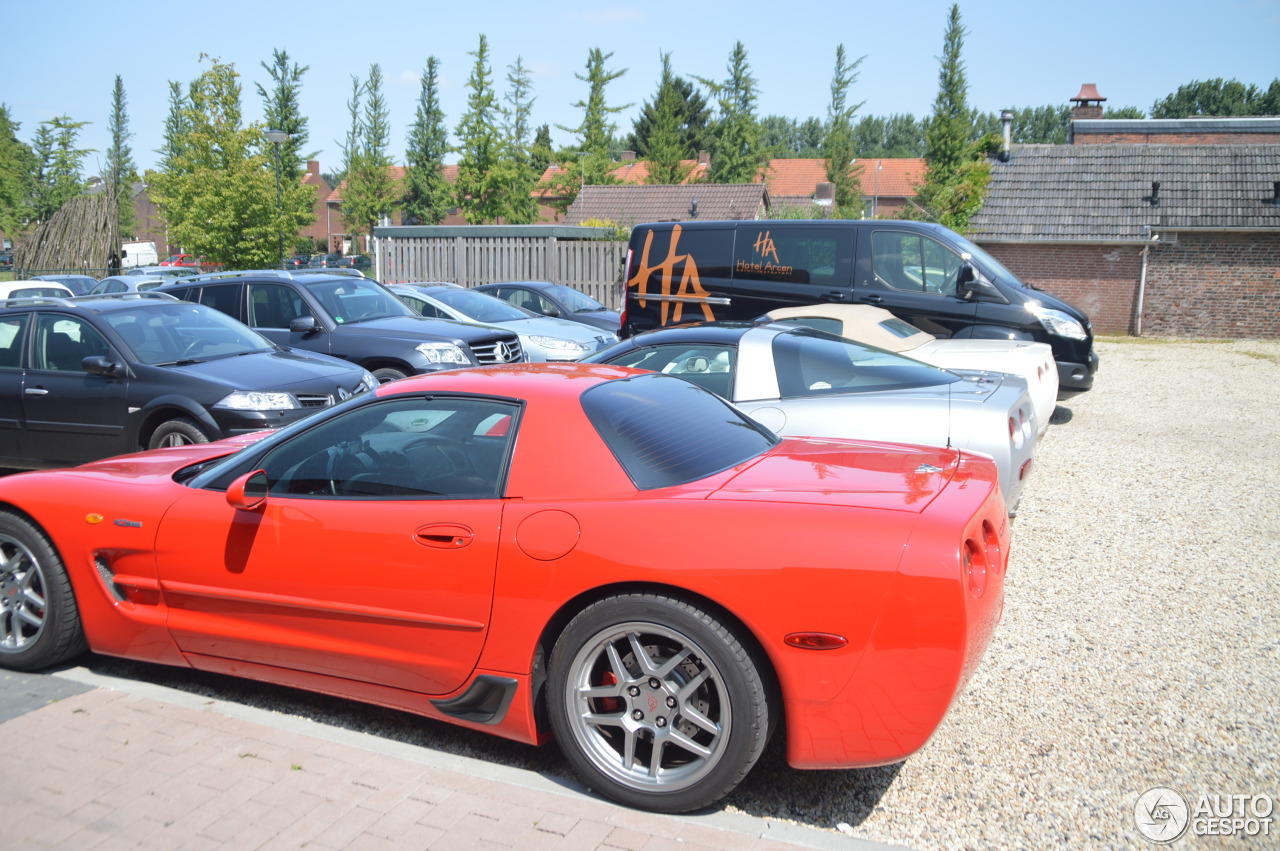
[264,129,291,268]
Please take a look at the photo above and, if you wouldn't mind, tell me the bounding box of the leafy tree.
[256,48,314,183]
[454,35,509,223]
[759,115,823,158]
[853,113,925,158]
[530,124,554,177]
[336,75,364,186]
[402,56,453,226]
[542,47,630,214]
[501,56,541,223]
[32,116,92,222]
[823,44,866,217]
[0,105,37,236]
[104,75,138,238]
[342,63,399,247]
[625,61,711,158]
[697,42,763,184]
[912,4,990,232]
[643,53,696,185]
[149,58,311,268]
[1104,105,1146,119]
[1150,77,1280,118]
[157,81,191,174]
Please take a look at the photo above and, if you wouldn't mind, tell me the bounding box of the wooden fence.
[374,235,627,309]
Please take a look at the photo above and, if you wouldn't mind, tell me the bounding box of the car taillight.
[963,539,987,598]
[983,519,1004,575]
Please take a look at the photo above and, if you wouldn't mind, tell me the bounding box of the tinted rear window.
[581,372,777,490]
[772,328,956,397]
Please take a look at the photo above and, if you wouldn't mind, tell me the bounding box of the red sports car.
[0,363,1007,812]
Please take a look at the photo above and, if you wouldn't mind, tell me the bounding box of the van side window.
[872,232,963,295]
[733,227,851,286]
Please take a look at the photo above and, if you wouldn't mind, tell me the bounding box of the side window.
[732,227,852,286]
[194,284,244,318]
[604,344,736,398]
[249,283,307,329]
[872,231,963,295]
[34,315,112,372]
[0,315,27,369]
[256,396,518,499]
[416,299,450,320]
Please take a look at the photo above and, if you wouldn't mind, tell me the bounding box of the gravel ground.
[75,337,1280,849]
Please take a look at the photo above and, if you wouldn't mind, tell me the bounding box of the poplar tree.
[0,105,37,236]
[32,116,92,222]
[644,53,695,185]
[156,81,191,174]
[822,44,865,217]
[105,75,138,237]
[555,47,631,191]
[402,56,453,226]
[698,42,762,184]
[343,64,399,248]
[256,48,313,182]
[501,56,541,223]
[454,35,507,223]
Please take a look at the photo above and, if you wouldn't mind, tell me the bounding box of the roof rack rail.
[173,269,293,284]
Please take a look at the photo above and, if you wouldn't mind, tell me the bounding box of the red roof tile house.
[757,158,924,217]
[565,183,770,226]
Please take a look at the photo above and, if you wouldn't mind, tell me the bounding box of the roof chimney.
[1070,83,1107,121]
[697,150,710,167]
[814,182,835,206]
[1000,110,1014,161]
[620,150,636,161]
[307,160,320,175]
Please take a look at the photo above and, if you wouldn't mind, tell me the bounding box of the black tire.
[148,417,211,450]
[0,512,87,671]
[547,593,772,813]
[372,367,408,384]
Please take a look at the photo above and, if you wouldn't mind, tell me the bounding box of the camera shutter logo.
[1135,787,1190,843]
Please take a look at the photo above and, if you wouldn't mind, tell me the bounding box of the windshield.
[102,302,275,365]
[948,232,1029,289]
[431,287,531,323]
[305,278,415,324]
[546,284,606,313]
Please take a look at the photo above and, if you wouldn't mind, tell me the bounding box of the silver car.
[390,283,617,362]
[585,321,1036,516]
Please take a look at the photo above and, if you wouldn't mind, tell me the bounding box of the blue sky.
[4,0,1278,175]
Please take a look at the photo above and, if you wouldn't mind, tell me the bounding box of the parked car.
[763,303,1059,436]
[0,280,74,299]
[123,266,201,281]
[31,274,98,295]
[90,275,170,295]
[158,272,523,383]
[0,363,1008,812]
[620,219,1098,396]
[0,291,376,469]
[159,254,203,269]
[308,253,345,268]
[336,254,372,271]
[475,280,621,333]
[585,321,1037,516]
[0,251,13,270]
[390,283,616,362]
[282,254,311,269]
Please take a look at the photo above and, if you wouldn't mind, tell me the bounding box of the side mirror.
[542,304,561,318]
[956,265,1009,303]
[82,355,121,377]
[226,469,269,510]
[289,315,321,333]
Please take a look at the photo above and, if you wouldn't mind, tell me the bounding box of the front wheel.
[371,367,408,384]
[0,512,87,671]
[547,593,773,813]
[148,417,211,450]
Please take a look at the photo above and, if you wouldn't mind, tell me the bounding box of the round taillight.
[964,539,987,597]
[983,519,1003,574]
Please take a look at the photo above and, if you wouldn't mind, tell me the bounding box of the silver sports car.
[586,321,1036,516]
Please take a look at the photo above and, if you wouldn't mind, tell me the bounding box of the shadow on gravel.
[70,653,896,827]
[1049,405,1073,425]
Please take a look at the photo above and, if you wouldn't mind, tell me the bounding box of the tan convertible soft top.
[764,304,935,353]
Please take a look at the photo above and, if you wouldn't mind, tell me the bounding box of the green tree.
[823,44,866,217]
[149,58,311,268]
[32,116,92,222]
[1104,105,1146,119]
[697,42,763,184]
[0,105,37,236]
[530,124,554,177]
[402,56,453,226]
[454,35,508,223]
[912,5,990,232]
[342,63,399,248]
[1150,77,1279,117]
[256,48,314,183]
[157,81,191,174]
[501,56,541,223]
[625,61,711,158]
[336,75,364,187]
[541,47,630,214]
[853,113,926,158]
[643,53,696,185]
[104,75,138,238]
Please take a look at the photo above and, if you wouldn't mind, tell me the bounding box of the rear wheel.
[547,593,772,813]
[0,512,86,671]
[148,417,210,450]
[372,367,408,384]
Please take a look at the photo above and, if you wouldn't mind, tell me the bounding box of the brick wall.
[976,235,1280,339]
[977,243,1144,335]
[1142,232,1280,339]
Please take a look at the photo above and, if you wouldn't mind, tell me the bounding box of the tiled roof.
[564,184,769,226]
[755,158,925,197]
[968,144,1280,243]
[327,165,460,203]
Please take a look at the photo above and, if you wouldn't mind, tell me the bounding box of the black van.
[620,220,1098,396]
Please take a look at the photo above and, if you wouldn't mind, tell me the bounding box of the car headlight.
[215,390,300,410]
[530,335,592,354]
[1027,303,1087,341]
[414,342,470,365]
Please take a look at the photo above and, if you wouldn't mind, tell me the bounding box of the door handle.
[860,294,884,304]
[414,523,475,549]
[24,388,49,396]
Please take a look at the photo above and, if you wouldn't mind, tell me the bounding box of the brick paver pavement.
[1,677,897,851]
